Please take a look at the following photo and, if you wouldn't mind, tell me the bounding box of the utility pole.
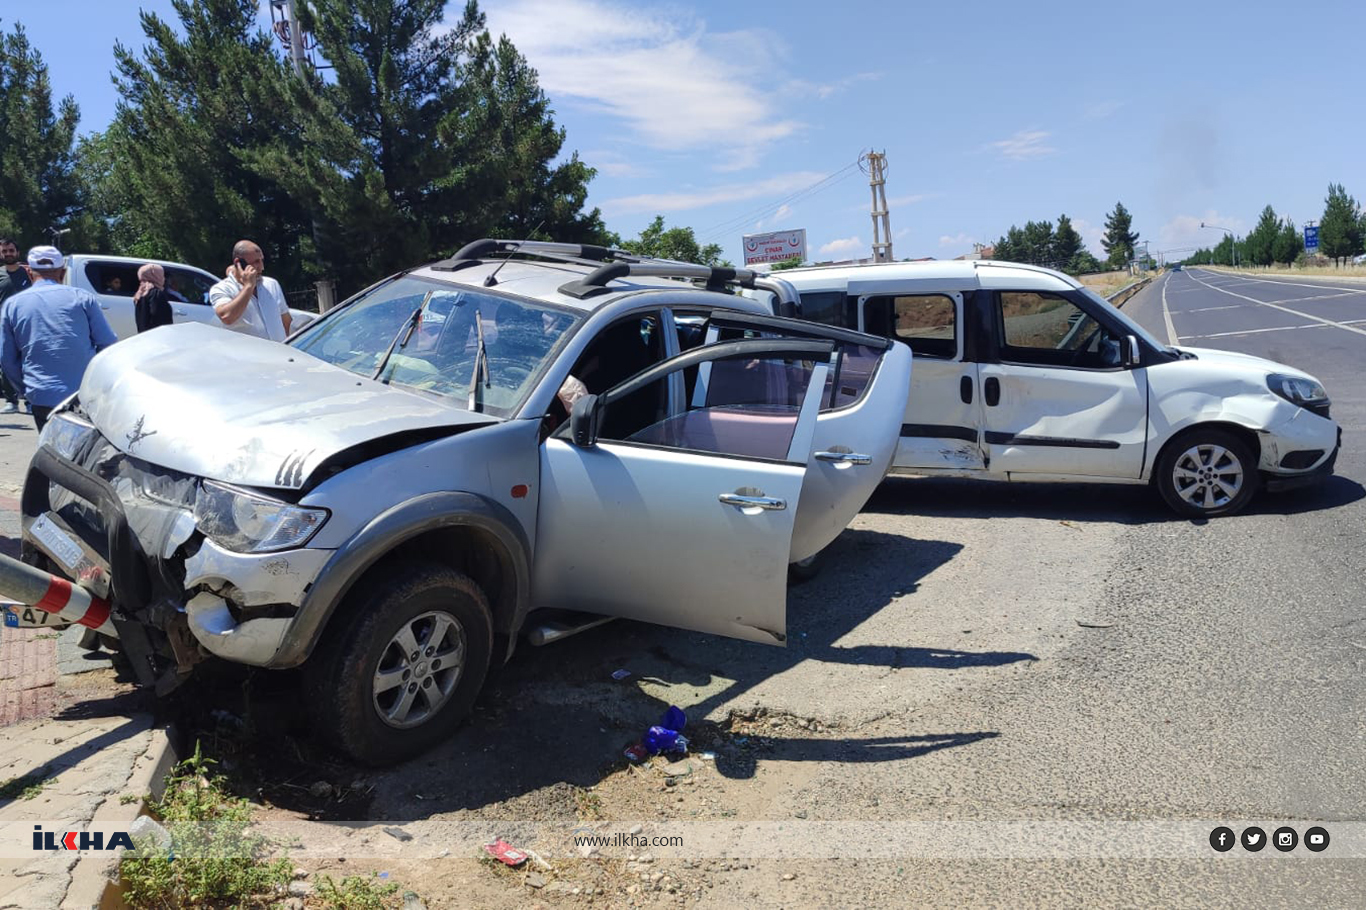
[272,0,311,77]
[860,151,893,263]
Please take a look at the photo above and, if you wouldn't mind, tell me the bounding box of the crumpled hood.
[1173,346,1321,383]
[79,323,497,489]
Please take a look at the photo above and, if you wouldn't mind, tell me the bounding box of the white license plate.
[2,603,70,629]
[31,514,84,572]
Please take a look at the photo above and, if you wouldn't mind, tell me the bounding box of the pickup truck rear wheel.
[305,561,492,766]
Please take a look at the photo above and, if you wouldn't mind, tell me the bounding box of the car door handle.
[718,493,787,511]
[815,451,873,465]
[960,376,973,404]
[984,377,1000,407]
[173,308,187,316]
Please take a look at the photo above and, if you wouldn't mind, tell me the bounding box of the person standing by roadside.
[0,238,33,414]
[133,263,174,332]
[0,247,118,431]
[208,240,292,340]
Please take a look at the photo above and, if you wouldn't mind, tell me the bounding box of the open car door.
[690,312,913,563]
[534,337,836,645]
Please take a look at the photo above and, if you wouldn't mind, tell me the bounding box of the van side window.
[863,294,956,358]
[797,291,851,327]
[997,291,1120,368]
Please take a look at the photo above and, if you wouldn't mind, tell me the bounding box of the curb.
[62,723,179,910]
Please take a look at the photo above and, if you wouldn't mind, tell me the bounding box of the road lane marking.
[1160,273,1180,344]
[1194,270,1366,296]
[1183,323,1329,340]
[1183,305,1244,314]
[1184,270,1366,339]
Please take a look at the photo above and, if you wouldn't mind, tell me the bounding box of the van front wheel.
[1155,429,1259,517]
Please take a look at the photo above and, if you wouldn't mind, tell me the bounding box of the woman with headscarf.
[133,263,173,333]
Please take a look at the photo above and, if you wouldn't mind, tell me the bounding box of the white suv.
[770,260,1340,517]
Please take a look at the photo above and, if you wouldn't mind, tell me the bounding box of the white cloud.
[1159,211,1249,250]
[819,236,864,257]
[894,227,911,239]
[987,130,1056,160]
[939,232,976,248]
[755,203,793,231]
[603,171,829,217]
[1083,100,1123,120]
[794,71,880,100]
[1072,218,1105,255]
[585,150,651,179]
[482,0,802,171]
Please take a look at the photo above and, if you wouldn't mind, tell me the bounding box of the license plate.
[31,514,84,572]
[2,603,69,629]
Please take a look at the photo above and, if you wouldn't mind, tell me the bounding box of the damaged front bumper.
[21,432,330,687]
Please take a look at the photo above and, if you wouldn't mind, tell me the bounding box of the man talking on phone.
[208,240,292,340]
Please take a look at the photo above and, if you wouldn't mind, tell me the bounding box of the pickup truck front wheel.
[306,561,492,766]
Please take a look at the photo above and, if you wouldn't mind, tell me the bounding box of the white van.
[63,254,316,339]
[767,260,1340,517]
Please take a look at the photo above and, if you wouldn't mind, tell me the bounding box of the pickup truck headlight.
[193,480,328,553]
[39,413,97,462]
[1267,373,1328,407]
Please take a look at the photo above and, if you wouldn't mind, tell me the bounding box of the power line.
[698,161,861,243]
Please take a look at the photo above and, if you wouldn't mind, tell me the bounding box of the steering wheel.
[485,357,534,388]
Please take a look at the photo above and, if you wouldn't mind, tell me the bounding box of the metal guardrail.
[1108,275,1154,307]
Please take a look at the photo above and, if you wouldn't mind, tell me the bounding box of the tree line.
[1185,184,1365,268]
[989,202,1142,275]
[0,0,619,297]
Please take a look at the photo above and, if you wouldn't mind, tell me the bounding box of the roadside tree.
[1101,201,1139,268]
[1319,183,1363,266]
[1271,218,1303,266]
[621,216,724,266]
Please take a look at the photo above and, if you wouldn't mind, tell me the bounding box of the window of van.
[863,294,956,358]
[796,291,850,327]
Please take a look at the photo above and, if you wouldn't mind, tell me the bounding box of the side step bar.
[524,610,616,647]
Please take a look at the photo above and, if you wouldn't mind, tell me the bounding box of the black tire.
[788,550,824,584]
[304,561,493,766]
[1154,428,1260,517]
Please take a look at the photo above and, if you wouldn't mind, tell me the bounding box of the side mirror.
[1123,335,1141,368]
[569,394,600,448]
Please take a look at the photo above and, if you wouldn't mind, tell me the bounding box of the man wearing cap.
[0,237,33,414]
[0,246,118,431]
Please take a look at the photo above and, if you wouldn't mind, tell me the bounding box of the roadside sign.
[1304,225,1319,252]
[743,229,807,266]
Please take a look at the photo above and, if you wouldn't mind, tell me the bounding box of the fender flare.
[268,491,531,668]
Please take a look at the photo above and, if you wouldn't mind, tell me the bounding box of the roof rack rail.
[430,238,638,273]
[558,263,761,299]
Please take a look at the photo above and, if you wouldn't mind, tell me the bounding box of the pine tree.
[260,0,611,294]
[1271,218,1302,265]
[0,22,90,249]
[1319,183,1362,266]
[1101,202,1139,268]
[97,0,313,287]
[1245,205,1280,267]
[1053,214,1083,267]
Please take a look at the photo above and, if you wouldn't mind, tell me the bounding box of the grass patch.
[0,765,52,801]
[315,874,403,909]
[119,741,292,909]
[574,786,602,821]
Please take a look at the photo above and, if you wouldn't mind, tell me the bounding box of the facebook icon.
[1209,826,1236,852]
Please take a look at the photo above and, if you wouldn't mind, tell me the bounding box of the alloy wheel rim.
[1172,444,1243,511]
[371,610,466,729]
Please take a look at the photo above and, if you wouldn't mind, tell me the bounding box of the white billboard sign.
[742,229,807,266]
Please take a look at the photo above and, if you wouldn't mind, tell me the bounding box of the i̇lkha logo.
[33,824,133,851]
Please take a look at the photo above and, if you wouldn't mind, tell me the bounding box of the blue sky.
[20,1,1366,265]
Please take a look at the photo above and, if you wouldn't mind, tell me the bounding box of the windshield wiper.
[467,308,490,411]
[372,290,435,382]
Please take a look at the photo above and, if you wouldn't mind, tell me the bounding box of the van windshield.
[1075,286,1172,352]
[292,277,581,417]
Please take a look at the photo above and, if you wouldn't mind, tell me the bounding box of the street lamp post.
[1200,222,1238,268]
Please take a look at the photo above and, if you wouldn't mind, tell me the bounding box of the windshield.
[292,276,581,417]
[1075,286,1171,352]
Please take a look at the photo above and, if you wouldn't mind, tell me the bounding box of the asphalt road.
[233,267,1364,906]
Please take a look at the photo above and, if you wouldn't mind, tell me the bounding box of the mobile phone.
[235,257,248,270]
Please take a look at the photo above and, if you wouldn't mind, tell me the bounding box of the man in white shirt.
[208,240,292,340]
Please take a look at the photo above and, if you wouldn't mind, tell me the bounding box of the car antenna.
[484,220,545,287]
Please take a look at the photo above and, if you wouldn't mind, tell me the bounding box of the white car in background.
[62,253,317,339]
